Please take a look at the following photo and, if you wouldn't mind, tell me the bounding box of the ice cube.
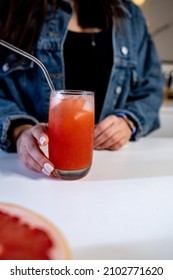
[74,112,85,120]
[50,94,62,109]
[82,97,93,112]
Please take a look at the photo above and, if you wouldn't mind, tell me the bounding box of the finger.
[17,135,54,175]
[101,128,130,149]
[17,140,43,173]
[108,136,128,150]
[95,130,122,150]
[32,123,49,146]
[95,117,132,149]
[23,151,54,177]
[22,150,44,173]
[94,116,114,139]
[94,127,116,148]
[94,117,125,148]
[25,143,54,176]
[16,126,54,176]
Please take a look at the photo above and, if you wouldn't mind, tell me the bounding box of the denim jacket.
[0,0,163,152]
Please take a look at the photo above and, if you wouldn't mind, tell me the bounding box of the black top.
[64,27,113,123]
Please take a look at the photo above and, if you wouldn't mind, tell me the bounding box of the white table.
[0,137,173,260]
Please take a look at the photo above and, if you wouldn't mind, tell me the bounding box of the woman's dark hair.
[0,0,125,53]
[0,0,52,53]
[73,0,125,30]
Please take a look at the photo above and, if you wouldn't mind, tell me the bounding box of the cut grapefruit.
[0,203,71,260]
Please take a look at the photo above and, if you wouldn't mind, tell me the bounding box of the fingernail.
[42,163,54,176]
[39,136,46,146]
[42,167,50,176]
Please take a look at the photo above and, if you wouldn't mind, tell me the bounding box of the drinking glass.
[48,90,95,180]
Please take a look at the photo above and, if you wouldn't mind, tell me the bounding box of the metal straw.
[0,40,55,91]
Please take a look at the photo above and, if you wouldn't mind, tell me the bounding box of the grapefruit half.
[0,202,71,260]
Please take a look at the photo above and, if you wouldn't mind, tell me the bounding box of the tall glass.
[48,90,95,180]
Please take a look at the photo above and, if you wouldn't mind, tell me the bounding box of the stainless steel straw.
[0,40,55,91]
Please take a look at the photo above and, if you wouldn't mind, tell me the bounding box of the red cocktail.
[48,90,94,180]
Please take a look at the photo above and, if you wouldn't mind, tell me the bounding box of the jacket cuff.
[115,112,138,141]
[0,115,38,152]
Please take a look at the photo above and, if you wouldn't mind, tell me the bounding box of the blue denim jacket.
[0,0,163,152]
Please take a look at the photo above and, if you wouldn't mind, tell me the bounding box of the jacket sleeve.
[0,85,38,152]
[121,4,163,140]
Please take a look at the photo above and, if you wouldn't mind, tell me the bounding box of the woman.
[0,0,163,176]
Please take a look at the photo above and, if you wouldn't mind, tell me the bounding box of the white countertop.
[0,137,173,260]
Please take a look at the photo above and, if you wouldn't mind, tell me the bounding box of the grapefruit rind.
[0,202,71,260]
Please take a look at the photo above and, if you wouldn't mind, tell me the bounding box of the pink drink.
[48,90,94,180]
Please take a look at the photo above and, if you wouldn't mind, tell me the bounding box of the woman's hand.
[94,115,132,150]
[14,123,54,176]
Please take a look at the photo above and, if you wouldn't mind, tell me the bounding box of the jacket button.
[121,46,128,56]
[116,86,122,95]
[2,63,9,72]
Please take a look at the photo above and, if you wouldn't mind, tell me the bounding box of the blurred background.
[132,0,173,137]
[139,0,173,62]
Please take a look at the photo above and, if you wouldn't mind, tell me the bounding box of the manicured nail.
[42,163,54,176]
[39,136,46,146]
[42,167,50,176]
